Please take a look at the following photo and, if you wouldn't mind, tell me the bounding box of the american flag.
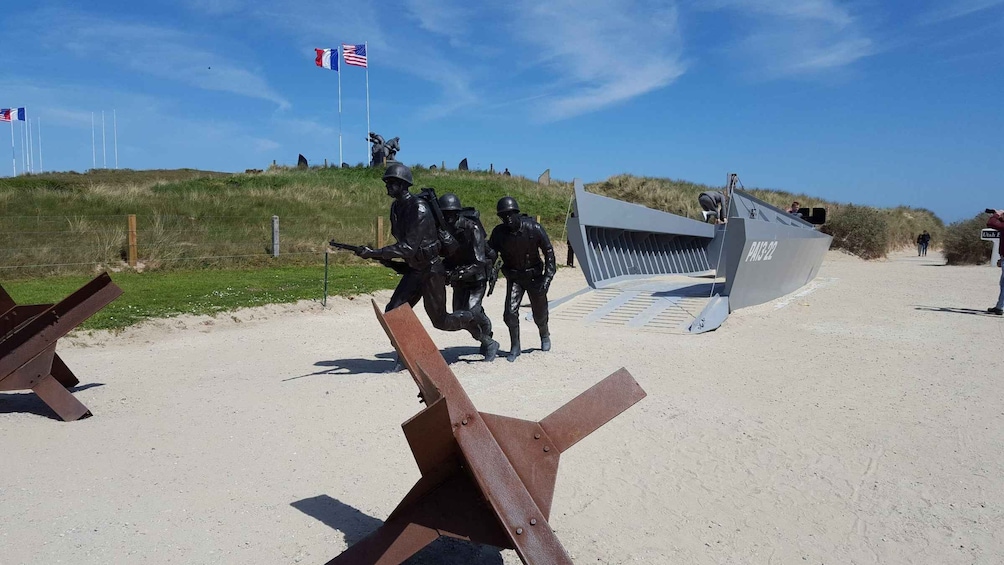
[342,43,367,68]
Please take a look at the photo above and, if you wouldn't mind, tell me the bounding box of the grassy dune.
[0,166,943,280]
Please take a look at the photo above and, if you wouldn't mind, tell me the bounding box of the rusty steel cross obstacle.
[326,300,646,564]
[0,273,122,421]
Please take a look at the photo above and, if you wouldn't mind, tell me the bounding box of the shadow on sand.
[291,494,504,564]
[914,306,1000,317]
[0,383,104,420]
[284,346,490,381]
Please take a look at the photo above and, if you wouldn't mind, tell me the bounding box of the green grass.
[2,264,399,331]
[0,165,948,282]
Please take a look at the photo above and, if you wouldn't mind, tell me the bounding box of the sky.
[1,0,1001,222]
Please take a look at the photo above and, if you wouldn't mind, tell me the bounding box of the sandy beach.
[2,249,1002,565]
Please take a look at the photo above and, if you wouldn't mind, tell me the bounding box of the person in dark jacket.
[987,211,1004,315]
[488,196,556,362]
[356,164,484,365]
[438,192,500,361]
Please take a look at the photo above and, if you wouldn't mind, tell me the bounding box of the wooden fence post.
[377,216,385,248]
[271,215,280,257]
[127,214,137,267]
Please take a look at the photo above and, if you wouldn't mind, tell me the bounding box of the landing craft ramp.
[563,176,832,333]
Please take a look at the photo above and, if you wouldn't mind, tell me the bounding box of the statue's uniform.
[443,211,495,346]
[489,215,556,352]
[374,193,478,335]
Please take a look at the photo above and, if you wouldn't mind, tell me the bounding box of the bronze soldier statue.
[438,193,500,361]
[356,164,487,367]
[488,196,556,362]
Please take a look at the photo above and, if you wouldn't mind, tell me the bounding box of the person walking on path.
[987,211,1004,315]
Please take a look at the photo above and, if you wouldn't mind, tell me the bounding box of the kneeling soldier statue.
[438,192,500,361]
[488,196,556,362]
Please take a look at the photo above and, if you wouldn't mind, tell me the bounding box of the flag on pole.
[0,108,25,122]
[314,48,338,70]
[342,44,367,67]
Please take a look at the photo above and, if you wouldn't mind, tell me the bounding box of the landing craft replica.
[565,174,833,333]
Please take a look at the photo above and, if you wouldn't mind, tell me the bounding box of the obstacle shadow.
[0,383,105,420]
[291,495,504,564]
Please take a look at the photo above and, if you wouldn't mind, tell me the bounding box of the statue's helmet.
[496,196,520,215]
[438,193,462,212]
[382,162,413,187]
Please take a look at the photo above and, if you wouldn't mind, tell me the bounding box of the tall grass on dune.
[0,167,948,278]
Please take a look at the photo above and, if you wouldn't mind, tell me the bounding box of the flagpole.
[101,110,107,168]
[27,117,33,173]
[113,109,118,169]
[19,120,25,174]
[91,112,96,169]
[364,41,370,165]
[337,47,343,168]
[37,117,43,173]
[9,119,14,177]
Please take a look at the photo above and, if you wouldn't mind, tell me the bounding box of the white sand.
[2,249,1002,564]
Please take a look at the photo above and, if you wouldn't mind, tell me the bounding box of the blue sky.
[1,0,1001,222]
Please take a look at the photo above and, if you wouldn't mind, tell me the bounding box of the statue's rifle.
[329,240,410,275]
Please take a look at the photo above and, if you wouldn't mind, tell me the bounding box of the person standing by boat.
[987,211,1004,315]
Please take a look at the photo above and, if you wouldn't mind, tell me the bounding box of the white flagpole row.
[27,116,33,173]
[114,109,119,169]
[101,110,107,168]
[364,41,370,165]
[37,117,43,173]
[91,112,96,169]
[19,119,25,174]
[9,120,14,177]
[338,47,343,168]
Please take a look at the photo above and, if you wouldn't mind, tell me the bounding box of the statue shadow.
[914,306,999,317]
[287,347,485,380]
[291,494,504,564]
[0,383,104,420]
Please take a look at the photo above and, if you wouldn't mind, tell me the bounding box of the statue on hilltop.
[369,132,401,166]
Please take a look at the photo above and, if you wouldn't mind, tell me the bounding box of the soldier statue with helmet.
[488,196,557,362]
[355,163,493,367]
[437,193,500,361]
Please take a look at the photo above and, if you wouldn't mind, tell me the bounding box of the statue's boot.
[540,334,551,352]
[481,337,500,362]
[507,329,521,363]
[539,322,551,352]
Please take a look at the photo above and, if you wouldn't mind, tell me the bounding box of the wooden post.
[536,215,541,224]
[271,215,280,257]
[377,216,385,248]
[324,158,328,168]
[127,214,137,267]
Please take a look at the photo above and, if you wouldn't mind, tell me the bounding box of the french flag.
[0,107,25,121]
[314,48,337,71]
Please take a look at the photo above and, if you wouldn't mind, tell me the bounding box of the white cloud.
[703,0,874,76]
[509,0,686,120]
[915,0,1004,25]
[403,0,473,43]
[48,15,290,110]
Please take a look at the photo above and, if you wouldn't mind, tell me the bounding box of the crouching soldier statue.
[355,163,486,368]
[488,196,556,362]
[438,193,500,361]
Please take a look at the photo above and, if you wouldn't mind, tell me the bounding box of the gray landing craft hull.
[565,179,832,332]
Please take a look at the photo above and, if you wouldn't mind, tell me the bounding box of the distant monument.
[458,158,469,171]
[538,168,550,186]
[297,154,308,169]
[368,132,401,166]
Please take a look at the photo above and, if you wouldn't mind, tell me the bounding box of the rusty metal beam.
[323,301,646,564]
[0,273,122,421]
